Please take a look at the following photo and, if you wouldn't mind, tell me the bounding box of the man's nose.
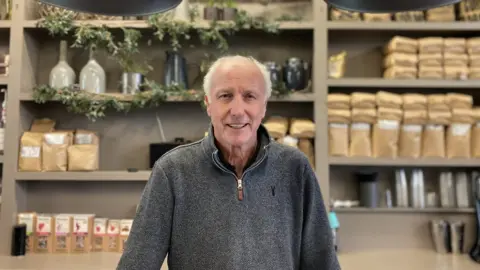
[229,96,246,116]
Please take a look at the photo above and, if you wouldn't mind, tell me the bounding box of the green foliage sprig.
[36,9,75,36]
[32,82,203,121]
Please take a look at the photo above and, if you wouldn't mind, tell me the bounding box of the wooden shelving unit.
[0,0,479,258]
[0,0,324,256]
[15,171,151,181]
[329,157,480,167]
[326,7,480,253]
[334,207,476,213]
[327,78,480,88]
[327,21,480,31]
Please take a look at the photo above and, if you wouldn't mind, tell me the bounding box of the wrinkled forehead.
[210,60,265,95]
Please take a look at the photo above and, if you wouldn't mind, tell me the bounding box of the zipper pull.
[237,179,244,201]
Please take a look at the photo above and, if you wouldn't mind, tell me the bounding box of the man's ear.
[204,95,211,116]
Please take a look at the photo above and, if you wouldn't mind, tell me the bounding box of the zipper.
[212,145,268,201]
[237,178,243,200]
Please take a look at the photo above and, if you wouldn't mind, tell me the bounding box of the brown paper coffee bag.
[372,107,402,158]
[349,108,375,157]
[383,52,418,68]
[376,91,402,109]
[74,129,99,145]
[399,110,427,158]
[418,65,443,79]
[30,118,56,133]
[263,117,289,139]
[42,132,71,172]
[446,93,473,109]
[18,132,44,172]
[289,118,315,138]
[298,139,315,169]
[329,123,349,157]
[351,108,376,123]
[53,214,72,253]
[328,109,350,157]
[328,93,350,109]
[349,123,372,157]
[403,93,427,110]
[104,219,121,252]
[328,109,351,123]
[422,110,451,158]
[472,108,480,157]
[418,53,442,67]
[351,92,376,108]
[444,66,468,80]
[446,108,474,158]
[428,94,450,111]
[443,53,468,67]
[418,37,444,54]
[17,213,37,253]
[68,145,99,171]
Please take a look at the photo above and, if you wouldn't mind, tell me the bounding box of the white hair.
[203,55,272,102]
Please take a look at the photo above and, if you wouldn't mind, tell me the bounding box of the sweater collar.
[202,124,272,166]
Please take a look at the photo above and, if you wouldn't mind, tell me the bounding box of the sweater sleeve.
[116,164,173,270]
[300,163,341,270]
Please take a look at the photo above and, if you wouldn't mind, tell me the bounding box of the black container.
[356,171,379,208]
[149,138,189,169]
[11,224,27,256]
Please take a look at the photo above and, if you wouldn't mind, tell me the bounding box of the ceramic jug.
[49,40,75,89]
[79,46,106,94]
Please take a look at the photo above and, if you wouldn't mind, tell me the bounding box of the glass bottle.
[79,45,106,94]
[49,40,76,89]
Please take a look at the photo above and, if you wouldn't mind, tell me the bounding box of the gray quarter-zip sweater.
[117,125,340,270]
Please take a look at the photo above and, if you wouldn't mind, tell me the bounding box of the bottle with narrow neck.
[49,40,76,89]
[80,45,106,94]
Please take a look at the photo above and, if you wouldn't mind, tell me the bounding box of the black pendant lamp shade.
[37,0,183,16]
[325,0,462,13]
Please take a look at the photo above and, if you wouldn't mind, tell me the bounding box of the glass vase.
[49,40,76,89]
[80,46,106,94]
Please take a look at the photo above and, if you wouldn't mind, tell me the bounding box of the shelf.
[327,21,480,31]
[329,157,480,167]
[15,171,151,181]
[23,20,314,30]
[334,207,475,214]
[0,21,10,29]
[327,78,480,88]
[19,92,314,102]
[0,76,8,85]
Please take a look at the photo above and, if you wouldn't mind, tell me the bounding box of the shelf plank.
[0,76,8,85]
[23,20,313,30]
[327,78,480,88]
[19,92,314,102]
[0,20,11,29]
[15,171,152,181]
[334,207,475,213]
[269,92,314,102]
[329,157,480,167]
[327,21,480,31]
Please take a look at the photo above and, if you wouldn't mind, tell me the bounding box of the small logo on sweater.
[271,186,275,197]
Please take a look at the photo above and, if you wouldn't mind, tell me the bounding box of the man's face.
[205,61,267,148]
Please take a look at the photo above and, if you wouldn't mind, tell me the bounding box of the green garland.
[33,5,296,121]
[32,82,203,121]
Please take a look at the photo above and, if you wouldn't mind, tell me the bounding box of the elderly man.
[116,55,340,270]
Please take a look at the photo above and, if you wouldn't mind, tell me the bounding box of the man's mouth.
[227,123,248,129]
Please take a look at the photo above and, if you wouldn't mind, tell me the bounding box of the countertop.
[0,249,478,269]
